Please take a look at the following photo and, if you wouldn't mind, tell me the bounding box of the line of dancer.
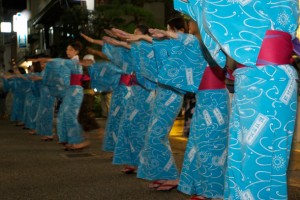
[1,1,298,199]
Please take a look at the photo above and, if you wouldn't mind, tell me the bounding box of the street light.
[86,0,95,11]
[0,22,12,33]
[13,11,30,48]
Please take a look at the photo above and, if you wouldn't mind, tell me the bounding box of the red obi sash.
[256,30,293,66]
[82,74,91,81]
[70,74,83,86]
[119,74,138,86]
[198,66,226,90]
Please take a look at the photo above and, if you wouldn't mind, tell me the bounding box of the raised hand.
[27,58,52,63]
[103,36,121,46]
[149,29,178,39]
[80,33,94,43]
[111,28,131,39]
[80,33,104,45]
[104,29,117,38]
[103,36,131,49]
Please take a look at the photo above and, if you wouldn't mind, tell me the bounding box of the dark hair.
[32,62,42,73]
[18,67,26,74]
[136,24,150,35]
[167,17,188,33]
[69,41,83,52]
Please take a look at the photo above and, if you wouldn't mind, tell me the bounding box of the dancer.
[78,54,100,134]
[30,58,56,140]
[30,42,89,150]
[23,63,42,135]
[2,67,30,126]
[124,17,206,191]
[102,25,156,174]
[177,20,229,200]
[80,33,131,154]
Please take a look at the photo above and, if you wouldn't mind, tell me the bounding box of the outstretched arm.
[103,36,131,49]
[80,33,104,46]
[86,47,109,60]
[1,74,15,79]
[126,34,153,43]
[27,57,53,63]
[110,28,131,40]
[29,75,43,81]
[149,28,178,39]
[104,29,118,38]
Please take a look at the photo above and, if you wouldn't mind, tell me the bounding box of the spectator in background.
[78,54,100,134]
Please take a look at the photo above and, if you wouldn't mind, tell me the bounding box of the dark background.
[2,0,26,10]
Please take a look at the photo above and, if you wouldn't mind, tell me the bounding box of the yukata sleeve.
[43,58,71,98]
[31,72,42,97]
[201,1,299,67]
[154,33,207,93]
[174,0,227,68]
[2,78,12,92]
[102,43,124,71]
[130,41,157,90]
[20,74,32,93]
[88,61,122,92]
[152,39,185,93]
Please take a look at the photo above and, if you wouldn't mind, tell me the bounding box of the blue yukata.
[88,61,123,93]
[22,74,32,124]
[112,43,155,167]
[36,70,55,137]
[175,1,299,199]
[100,43,132,152]
[137,33,205,181]
[130,40,158,90]
[88,59,127,152]
[23,73,41,130]
[10,76,31,122]
[103,42,155,167]
[44,59,84,144]
[178,66,229,199]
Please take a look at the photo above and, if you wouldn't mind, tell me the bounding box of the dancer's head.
[167,17,187,33]
[134,25,150,35]
[66,41,82,59]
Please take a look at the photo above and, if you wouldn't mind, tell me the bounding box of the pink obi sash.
[70,74,83,86]
[198,66,226,90]
[256,30,293,66]
[119,74,138,86]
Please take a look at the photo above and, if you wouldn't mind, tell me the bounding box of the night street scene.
[0,1,299,200]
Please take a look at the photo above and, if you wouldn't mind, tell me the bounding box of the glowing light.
[86,0,94,10]
[1,22,12,33]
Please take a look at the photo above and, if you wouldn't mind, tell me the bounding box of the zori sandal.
[121,166,137,174]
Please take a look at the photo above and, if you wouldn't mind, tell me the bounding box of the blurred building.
[0,0,168,69]
[26,0,166,58]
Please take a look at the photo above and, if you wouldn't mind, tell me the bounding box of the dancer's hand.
[149,29,178,39]
[111,28,130,40]
[80,33,94,43]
